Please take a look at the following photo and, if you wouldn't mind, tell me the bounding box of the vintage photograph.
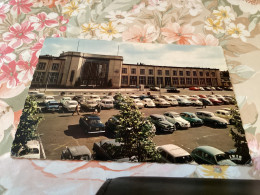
[11,38,251,165]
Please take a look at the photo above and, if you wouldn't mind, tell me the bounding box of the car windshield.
[29,148,39,154]
[88,119,101,124]
[175,155,193,163]
[189,114,196,118]
[216,153,229,162]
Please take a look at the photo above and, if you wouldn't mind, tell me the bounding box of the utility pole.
[76,40,80,52]
[44,73,50,93]
[117,44,119,56]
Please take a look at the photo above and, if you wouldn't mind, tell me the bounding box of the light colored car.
[100,99,114,109]
[153,98,171,107]
[176,98,192,106]
[60,97,72,105]
[169,95,180,99]
[142,98,156,108]
[17,140,40,159]
[129,95,140,99]
[44,96,55,104]
[199,87,205,91]
[81,100,98,111]
[63,100,79,112]
[133,99,144,109]
[207,95,216,98]
[215,109,234,124]
[89,95,101,102]
[179,95,189,99]
[160,95,170,99]
[164,97,178,106]
[188,98,203,106]
[196,111,228,127]
[190,95,200,99]
[215,94,224,99]
[164,111,191,129]
[157,144,194,164]
[102,96,114,102]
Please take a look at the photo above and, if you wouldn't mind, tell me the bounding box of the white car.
[142,98,156,108]
[102,96,114,102]
[215,95,224,99]
[17,140,40,159]
[164,111,191,129]
[176,98,192,106]
[133,99,144,109]
[89,95,101,102]
[153,98,171,107]
[44,96,55,104]
[179,95,189,99]
[160,95,170,99]
[190,95,200,99]
[63,100,79,112]
[207,95,216,98]
[189,98,203,106]
[82,100,98,111]
[100,99,114,109]
[164,97,178,106]
[60,97,72,105]
[129,95,140,99]
[169,95,180,99]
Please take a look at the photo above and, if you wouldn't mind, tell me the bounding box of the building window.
[149,69,153,75]
[33,72,45,82]
[140,69,145,75]
[52,63,59,71]
[200,78,205,85]
[212,78,217,86]
[186,71,190,76]
[211,72,216,77]
[121,76,128,84]
[157,77,163,85]
[165,77,171,86]
[131,68,136,74]
[122,68,127,74]
[179,71,183,76]
[186,78,192,85]
[48,72,59,84]
[157,70,162,75]
[139,76,146,85]
[70,70,75,82]
[130,76,137,85]
[206,78,212,85]
[173,70,177,76]
[193,78,199,85]
[180,77,185,85]
[199,71,203,76]
[193,71,197,76]
[37,62,46,70]
[172,77,179,85]
[148,77,154,85]
[165,70,170,76]
[206,72,210,77]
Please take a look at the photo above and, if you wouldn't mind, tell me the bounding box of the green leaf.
[232,5,243,17]
[248,17,260,32]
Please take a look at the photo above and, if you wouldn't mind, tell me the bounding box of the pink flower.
[0,42,16,67]
[190,33,219,46]
[161,23,194,45]
[0,61,19,88]
[0,2,10,22]
[58,16,69,24]
[59,26,67,32]
[31,37,45,57]
[17,51,38,82]
[29,12,59,31]
[122,24,159,43]
[52,33,61,37]
[9,0,33,15]
[3,21,36,49]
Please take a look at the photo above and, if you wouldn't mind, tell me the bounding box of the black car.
[79,115,105,134]
[216,87,223,91]
[150,114,175,133]
[72,95,84,103]
[204,87,212,91]
[105,116,119,137]
[167,87,180,93]
[61,145,92,160]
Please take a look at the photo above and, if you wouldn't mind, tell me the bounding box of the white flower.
[205,18,225,34]
[96,22,124,41]
[187,1,202,16]
[227,0,260,14]
[227,23,250,42]
[147,0,168,12]
[213,6,235,24]
[130,2,145,14]
[80,22,99,39]
[62,0,86,17]
[106,10,134,24]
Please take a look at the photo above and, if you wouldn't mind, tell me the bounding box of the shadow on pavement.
[64,124,105,139]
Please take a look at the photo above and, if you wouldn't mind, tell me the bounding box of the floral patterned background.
[0,0,260,194]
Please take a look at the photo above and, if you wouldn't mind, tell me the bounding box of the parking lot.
[36,88,236,160]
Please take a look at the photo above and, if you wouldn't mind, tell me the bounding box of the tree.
[11,96,43,155]
[115,97,160,162]
[229,103,251,164]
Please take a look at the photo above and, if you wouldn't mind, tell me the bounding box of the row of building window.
[122,68,216,77]
[33,72,59,84]
[37,62,60,71]
[121,76,218,86]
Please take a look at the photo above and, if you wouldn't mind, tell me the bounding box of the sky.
[40,38,228,70]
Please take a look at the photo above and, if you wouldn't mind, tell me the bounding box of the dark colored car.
[223,87,233,91]
[72,95,85,103]
[199,98,213,106]
[195,111,228,128]
[150,87,160,91]
[139,95,149,100]
[45,101,60,112]
[167,87,180,93]
[149,94,159,99]
[79,115,105,134]
[208,98,223,105]
[217,97,229,105]
[61,145,92,160]
[204,87,212,91]
[216,87,223,91]
[150,114,175,133]
[180,112,203,127]
[105,116,119,137]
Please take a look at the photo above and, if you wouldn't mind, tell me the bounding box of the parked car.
[133,99,144,109]
[215,109,234,124]
[190,95,200,99]
[43,96,55,104]
[150,114,175,133]
[188,98,203,106]
[150,86,160,91]
[199,87,205,91]
[176,98,192,106]
[217,97,229,105]
[189,87,199,91]
[102,95,114,102]
[129,95,140,99]
[211,87,216,91]
[180,112,203,127]
[142,98,156,108]
[100,99,114,109]
[61,145,92,161]
[17,140,40,159]
[167,87,180,93]
[81,100,98,111]
[105,116,119,137]
[160,95,170,99]
[191,146,236,165]
[164,97,178,106]
[73,95,85,103]
[209,98,223,105]
[79,115,105,134]
[198,95,207,98]
[224,87,233,91]
[216,87,223,91]
[204,87,212,91]
[179,95,189,99]
[60,97,72,105]
[225,97,235,104]
[153,98,171,107]
[139,95,149,100]
[195,111,228,128]
[164,112,190,129]
[89,95,101,102]
[199,98,213,106]
[169,95,180,99]
[45,101,60,112]
[149,94,159,99]
[157,144,194,164]
[63,100,79,112]
[28,91,45,98]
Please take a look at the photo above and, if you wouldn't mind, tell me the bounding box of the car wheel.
[144,104,148,108]
[190,122,195,127]
[214,122,218,127]
[175,123,180,129]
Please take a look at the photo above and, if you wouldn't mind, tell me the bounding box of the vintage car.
[169,95,180,99]
[45,101,60,112]
[102,95,114,102]
[43,96,55,104]
[157,144,194,164]
[150,86,160,91]
[133,99,144,109]
[139,95,149,100]
[190,95,200,99]
[209,98,223,105]
[215,109,234,124]
[191,146,236,165]
[150,114,175,133]
[180,112,204,127]
[217,97,230,105]
[153,98,171,107]
[149,94,159,99]
[189,87,200,91]
[142,98,156,108]
[164,97,178,106]
[176,98,192,106]
[105,116,120,137]
[81,100,98,111]
[72,95,85,103]
[60,97,72,105]
[199,87,205,91]
[164,112,190,129]
[63,100,79,112]
[17,140,40,159]
[89,95,101,102]
[100,99,114,109]
[198,98,213,106]
[166,87,180,93]
[198,95,207,98]
[79,115,105,134]
[188,98,203,106]
[61,145,92,161]
[195,111,228,128]
[179,95,189,99]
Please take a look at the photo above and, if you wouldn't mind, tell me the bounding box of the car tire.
[190,122,195,127]
[214,122,218,127]
[175,123,180,129]
[144,104,148,108]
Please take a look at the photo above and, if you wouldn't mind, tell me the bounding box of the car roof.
[194,146,224,155]
[181,112,194,115]
[158,144,189,157]
[196,111,213,114]
[165,111,179,115]
[150,114,164,118]
[68,145,91,156]
[85,115,100,120]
